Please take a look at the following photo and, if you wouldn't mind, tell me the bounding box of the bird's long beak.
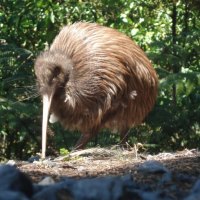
[42,94,53,159]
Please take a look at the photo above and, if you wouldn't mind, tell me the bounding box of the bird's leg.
[74,133,94,149]
[119,128,130,147]
[94,134,98,146]
[74,127,100,149]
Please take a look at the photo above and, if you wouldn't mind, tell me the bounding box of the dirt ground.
[16,147,200,195]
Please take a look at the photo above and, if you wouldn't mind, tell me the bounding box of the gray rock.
[38,176,55,186]
[137,160,169,174]
[0,163,198,200]
[185,179,200,200]
[0,165,33,198]
[28,155,40,163]
[0,191,29,200]
[6,160,16,166]
[130,190,173,200]
[32,175,134,200]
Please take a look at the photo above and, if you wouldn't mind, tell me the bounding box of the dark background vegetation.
[0,0,199,160]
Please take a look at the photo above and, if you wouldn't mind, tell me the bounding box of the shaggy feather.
[34,22,158,149]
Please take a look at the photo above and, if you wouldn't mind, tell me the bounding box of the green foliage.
[0,0,200,160]
[59,148,69,156]
[0,44,41,160]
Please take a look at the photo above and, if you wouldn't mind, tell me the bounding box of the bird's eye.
[53,66,61,77]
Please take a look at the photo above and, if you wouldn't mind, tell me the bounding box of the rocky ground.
[1,147,200,199]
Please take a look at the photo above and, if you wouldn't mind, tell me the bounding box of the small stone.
[6,160,16,166]
[77,166,85,172]
[28,155,40,163]
[137,160,169,174]
[38,177,55,186]
[42,160,57,168]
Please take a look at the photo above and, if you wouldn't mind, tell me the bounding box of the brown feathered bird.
[34,22,158,158]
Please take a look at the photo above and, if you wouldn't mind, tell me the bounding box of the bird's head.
[34,51,73,98]
[34,50,73,158]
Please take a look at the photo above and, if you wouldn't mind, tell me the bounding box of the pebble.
[6,160,16,166]
[38,176,55,185]
[137,160,169,174]
[28,155,40,163]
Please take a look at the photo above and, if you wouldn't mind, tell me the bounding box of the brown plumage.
[34,22,158,158]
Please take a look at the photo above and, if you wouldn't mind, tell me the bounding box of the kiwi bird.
[34,22,158,158]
